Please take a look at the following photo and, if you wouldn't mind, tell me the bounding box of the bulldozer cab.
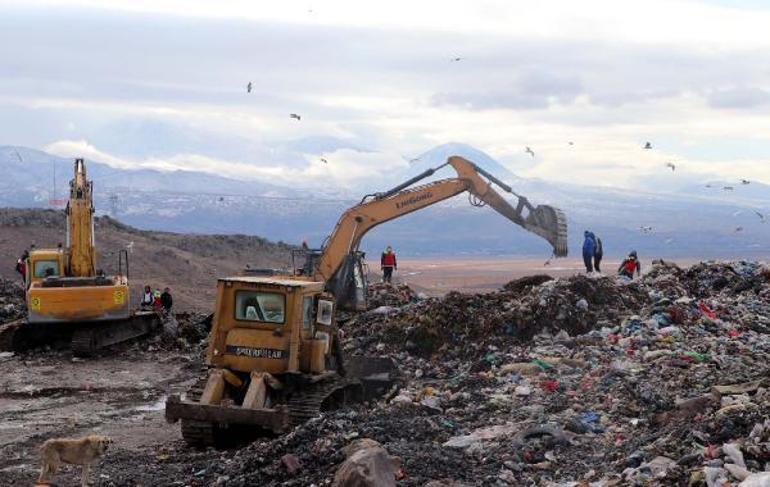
[207,277,338,376]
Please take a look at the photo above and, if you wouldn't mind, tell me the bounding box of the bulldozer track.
[287,376,356,427]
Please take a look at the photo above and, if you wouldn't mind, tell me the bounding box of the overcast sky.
[1,0,769,190]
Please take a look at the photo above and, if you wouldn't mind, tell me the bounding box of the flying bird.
[402,155,420,164]
[665,162,676,171]
[741,179,751,185]
[723,186,734,191]
[705,184,713,188]
[640,225,653,234]
[525,146,535,158]
[568,141,574,146]
[450,57,463,62]
[735,226,744,232]
[754,210,766,222]
[320,158,328,164]
[219,196,224,202]
[247,82,252,93]
[289,113,301,121]
[643,142,653,150]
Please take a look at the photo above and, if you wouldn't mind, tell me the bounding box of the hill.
[0,208,293,311]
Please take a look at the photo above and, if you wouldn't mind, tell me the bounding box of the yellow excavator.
[166,155,567,446]
[0,158,159,355]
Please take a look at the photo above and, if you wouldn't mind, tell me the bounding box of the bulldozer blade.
[525,205,568,257]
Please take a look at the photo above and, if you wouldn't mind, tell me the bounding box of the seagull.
[741,179,751,185]
[754,210,766,222]
[450,57,463,62]
[247,82,252,93]
[320,158,328,164]
[665,162,676,171]
[735,226,744,232]
[640,225,653,234]
[402,155,420,164]
[525,146,535,158]
[289,113,301,121]
[643,142,653,150]
[723,186,734,191]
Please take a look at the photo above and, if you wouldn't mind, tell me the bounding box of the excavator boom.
[310,155,568,309]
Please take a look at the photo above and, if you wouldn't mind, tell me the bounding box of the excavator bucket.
[524,205,569,257]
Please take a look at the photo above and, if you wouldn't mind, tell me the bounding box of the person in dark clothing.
[15,250,29,284]
[582,231,596,273]
[618,250,641,279]
[593,236,603,273]
[160,287,173,313]
[381,246,397,284]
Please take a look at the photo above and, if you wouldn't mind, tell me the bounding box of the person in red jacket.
[381,246,397,283]
[618,250,641,279]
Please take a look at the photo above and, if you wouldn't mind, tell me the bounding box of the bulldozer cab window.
[301,296,314,335]
[234,291,285,324]
[34,260,59,278]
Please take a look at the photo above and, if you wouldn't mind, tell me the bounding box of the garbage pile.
[346,273,649,359]
[0,278,25,322]
[200,260,770,486]
[367,282,420,309]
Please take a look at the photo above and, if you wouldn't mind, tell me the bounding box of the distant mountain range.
[1,144,768,259]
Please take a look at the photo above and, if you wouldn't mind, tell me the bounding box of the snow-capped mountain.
[1,144,768,258]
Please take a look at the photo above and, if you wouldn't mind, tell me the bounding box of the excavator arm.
[310,156,568,309]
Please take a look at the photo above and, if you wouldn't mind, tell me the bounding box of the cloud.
[43,139,401,187]
[707,87,770,109]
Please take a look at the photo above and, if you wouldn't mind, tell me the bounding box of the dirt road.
[0,344,202,486]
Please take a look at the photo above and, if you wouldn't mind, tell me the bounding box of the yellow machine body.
[206,276,334,376]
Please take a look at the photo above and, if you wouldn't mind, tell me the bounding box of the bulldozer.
[165,155,567,447]
[0,158,159,355]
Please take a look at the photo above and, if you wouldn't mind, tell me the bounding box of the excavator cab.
[166,275,394,447]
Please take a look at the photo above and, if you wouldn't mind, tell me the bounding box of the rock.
[333,439,401,487]
[281,453,302,474]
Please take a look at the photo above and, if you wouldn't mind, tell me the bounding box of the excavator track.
[71,311,160,357]
[0,319,26,351]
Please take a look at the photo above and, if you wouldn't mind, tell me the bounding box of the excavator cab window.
[34,260,59,278]
[234,291,285,324]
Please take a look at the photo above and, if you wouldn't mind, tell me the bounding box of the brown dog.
[38,435,111,487]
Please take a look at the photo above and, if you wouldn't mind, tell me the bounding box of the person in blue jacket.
[582,230,596,273]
